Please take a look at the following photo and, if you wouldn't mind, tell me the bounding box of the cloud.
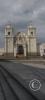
[0,0,36,24]
[0,0,45,46]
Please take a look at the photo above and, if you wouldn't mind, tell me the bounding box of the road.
[0,60,45,100]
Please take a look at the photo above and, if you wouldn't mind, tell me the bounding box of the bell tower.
[28,25,37,55]
[5,24,14,56]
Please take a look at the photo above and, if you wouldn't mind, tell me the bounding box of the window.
[8,32,10,35]
[31,32,33,35]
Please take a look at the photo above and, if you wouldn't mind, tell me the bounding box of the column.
[14,46,17,57]
[24,45,26,56]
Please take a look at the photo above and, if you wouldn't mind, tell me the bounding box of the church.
[4,24,37,57]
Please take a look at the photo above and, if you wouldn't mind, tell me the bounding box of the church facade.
[4,24,37,57]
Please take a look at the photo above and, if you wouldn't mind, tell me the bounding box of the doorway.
[16,45,24,57]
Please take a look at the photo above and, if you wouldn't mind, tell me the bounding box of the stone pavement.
[22,62,45,69]
[10,58,45,69]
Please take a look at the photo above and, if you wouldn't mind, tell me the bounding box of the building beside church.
[4,24,37,57]
[40,43,45,57]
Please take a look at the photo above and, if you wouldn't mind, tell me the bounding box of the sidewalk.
[10,58,45,69]
[22,62,45,69]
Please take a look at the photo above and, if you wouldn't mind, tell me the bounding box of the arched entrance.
[16,45,24,57]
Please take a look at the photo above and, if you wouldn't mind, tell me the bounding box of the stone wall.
[0,48,4,55]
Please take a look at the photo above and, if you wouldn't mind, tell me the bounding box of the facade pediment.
[14,32,26,45]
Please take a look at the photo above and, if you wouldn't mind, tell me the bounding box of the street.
[0,60,45,100]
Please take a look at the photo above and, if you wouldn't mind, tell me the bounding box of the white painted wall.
[40,43,45,56]
[0,48,4,55]
[30,38,37,53]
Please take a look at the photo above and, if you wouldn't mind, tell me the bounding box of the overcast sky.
[0,0,45,47]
